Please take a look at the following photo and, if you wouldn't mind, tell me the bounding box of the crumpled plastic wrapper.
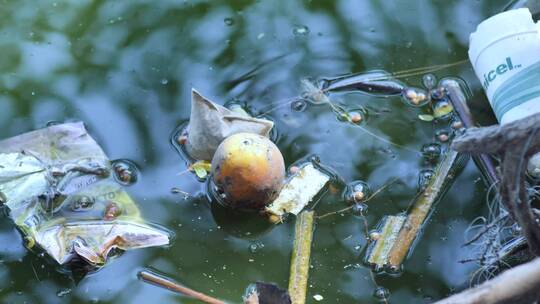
[186,89,274,161]
[0,122,170,267]
[265,163,330,222]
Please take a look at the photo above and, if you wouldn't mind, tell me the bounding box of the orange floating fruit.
[211,133,285,210]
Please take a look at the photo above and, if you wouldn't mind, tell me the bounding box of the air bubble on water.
[292,25,310,36]
[291,99,308,112]
[57,288,71,297]
[111,159,140,186]
[417,169,434,191]
[224,17,234,26]
[249,242,264,253]
[373,286,390,302]
[345,181,371,203]
[431,87,446,100]
[421,143,441,162]
[401,87,429,107]
[160,78,169,85]
[435,129,450,142]
[422,74,437,90]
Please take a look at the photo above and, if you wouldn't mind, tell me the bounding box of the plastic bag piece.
[0,122,170,267]
[186,89,274,161]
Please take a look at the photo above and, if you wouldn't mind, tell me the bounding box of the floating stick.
[138,270,225,304]
[386,149,468,269]
[441,78,499,186]
[288,211,315,304]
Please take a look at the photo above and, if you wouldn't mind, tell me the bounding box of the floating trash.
[300,79,331,104]
[321,70,405,96]
[421,143,441,162]
[292,24,310,36]
[185,89,274,161]
[402,87,429,107]
[418,114,434,122]
[111,159,140,186]
[432,100,454,119]
[160,78,169,85]
[189,160,212,180]
[0,122,171,267]
[313,294,324,301]
[422,74,437,90]
[265,162,330,222]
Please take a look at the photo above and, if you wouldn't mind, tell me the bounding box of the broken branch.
[434,258,540,304]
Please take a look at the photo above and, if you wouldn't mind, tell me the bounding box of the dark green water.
[0,0,510,303]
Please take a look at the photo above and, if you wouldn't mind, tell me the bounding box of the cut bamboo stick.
[288,211,315,304]
[366,215,406,268]
[387,149,467,269]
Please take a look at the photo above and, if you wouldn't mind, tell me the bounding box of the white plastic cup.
[469,8,540,124]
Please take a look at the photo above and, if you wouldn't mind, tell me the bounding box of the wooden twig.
[452,112,540,255]
[452,113,540,155]
[434,258,540,304]
[441,79,499,186]
[387,149,468,268]
[138,270,225,304]
[288,211,315,304]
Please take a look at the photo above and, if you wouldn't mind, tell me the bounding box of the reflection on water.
[0,0,507,303]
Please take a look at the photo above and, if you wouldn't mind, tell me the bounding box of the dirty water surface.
[0,0,509,303]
